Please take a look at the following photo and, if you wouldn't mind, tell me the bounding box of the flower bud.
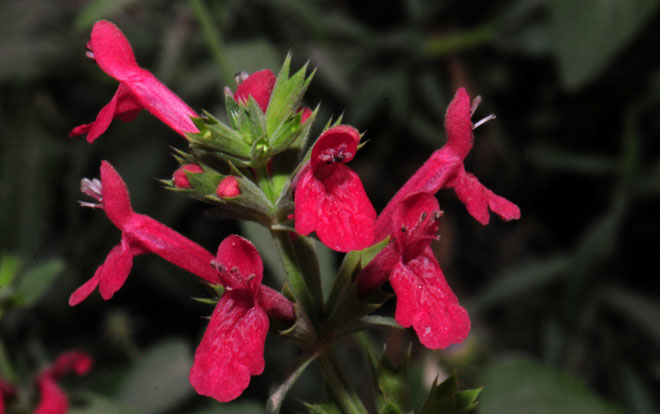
[216,176,240,198]
[173,164,203,188]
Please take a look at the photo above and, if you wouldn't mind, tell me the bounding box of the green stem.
[318,352,369,414]
[271,230,322,323]
[254,162,276,204]
[422,24,495,57]
[188,0,234,86]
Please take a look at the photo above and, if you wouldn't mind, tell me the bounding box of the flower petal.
[88,20,140,81]
[190,293,268,402]
[34,376,68,414]
[215,235,263,291]
[390,248,470,349]
[98,237,135,300]
[295,164,376,252]
[444,87,474,160]
[51,351,93,377]
[124,71,198,136]
[68,271,100,306]
[234,69,276,112]
[100,161,134,228]
[453,170,521,225]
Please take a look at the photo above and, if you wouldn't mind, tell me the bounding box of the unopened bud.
[216,176,240,198]
[173,164,203,188]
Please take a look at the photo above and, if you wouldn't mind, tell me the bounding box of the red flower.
[70,20,198,143]
[0,379,15,414]
[34,351,92,414]
[359,193,470,349]
[294,125,377,252]
[374,88,520,242]
[69,161,221,306]
[190,235,269,402]
[233,69,276,112]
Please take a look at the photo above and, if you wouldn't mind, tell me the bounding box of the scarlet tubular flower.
[374,87,520,242]
[71,161,295,324]
[359,193,470,349]
[70,20,198,142]
[190,235,269,402]
[69,161,221,306]
[294,125,377,252]
[233,69,276,112]
[0,379,16,414]
[34,351,92,414]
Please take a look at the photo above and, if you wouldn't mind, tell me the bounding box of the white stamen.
[85,51,95,60]
[472,113,496,130]
[471,96,482,116]
[78,201,102,209]
[235,71,249,85]
[80,177,103,207]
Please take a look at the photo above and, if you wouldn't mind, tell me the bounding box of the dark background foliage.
[1,0,659,413]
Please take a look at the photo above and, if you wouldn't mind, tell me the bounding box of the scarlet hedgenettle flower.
[69,161,220,306]
[359,192,470,349]
[233,69,276,112]
[173,164,204,188]
[190,235,269,402]
[294,125,377,252]
[0,379,15,414]
[374,87,520,242]
[34,351,92,414]
[69,20,198,142]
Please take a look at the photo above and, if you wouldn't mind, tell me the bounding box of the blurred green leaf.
[480,357,623,414]
[0,254,21,292]
[74,0,136,31]
[186,401,266,414]
[551,0,660,89]
[468,255,568,312]
[14,258,65,307]
[267,352,317,414]
[601,287,660,345]
[117,339,194,414]
[226,40,281,76]
[420,372,481,414]
[525,145,616,175]
[305,403,343,414]
[70,393,140,414]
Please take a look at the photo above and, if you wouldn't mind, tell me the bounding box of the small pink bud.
[173,164,203,188]
[216,176,240,198]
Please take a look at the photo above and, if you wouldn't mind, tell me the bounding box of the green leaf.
[266,352,317,414]
[0,254,21,293]
[420,372,481,414]
[369,351,409,413]
[69,393,140,414]
[266,55,315,145]
[479,357,623,414]
[468,255,569,312]
[304,403,344,414]
[525,145,616,175]
[600,287,660,344]
[117,339,194,414]
[14,258,65,307]
[185,401,266,414]
[189,113,251,158]
[74,0,136,31]
[551,0,660,90]
[226,39,280,76]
